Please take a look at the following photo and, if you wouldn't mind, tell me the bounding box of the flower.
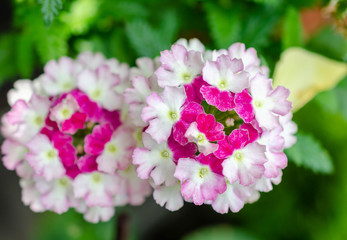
[131,39,297,213]
[155,44,204,87]
[1,52,151,223]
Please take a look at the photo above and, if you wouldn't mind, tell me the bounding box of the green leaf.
[74,35,108,57]
[248,0,280,5]
[205,4,241,49]
[16,33,35,78]
[307,27,347,62]
[315,75,347,122]
[60,0,99,35]
[242,9,279,49]
[35,24,69,63]
[38,0,63,27]
[159,10,179,47]
[109,30,134,64]
[100,1,148,21]
[282,6,303,50]
[0,34,17,85]
[126,19,159,57]
[182,225,260,240]
[30,210,115,240]
[21,7,69,63]
[125,11,178,58]
[285,132,334,174]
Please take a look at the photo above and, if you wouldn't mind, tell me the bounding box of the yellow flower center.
[59,178,68,186]
[253,100,263,108]
[92,172,101,182]
[46,149,57,159]
[182,72,192,83]
[91,89,102,100]
[169,111,179,121]
[234,151,243,161]
[34,116,44,126]
[161,150,170,158]
[106,143,117,153]
[199,167,209,178]
[218,80,226,90]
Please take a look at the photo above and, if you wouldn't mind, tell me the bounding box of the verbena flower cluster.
[129,39,297,213]
[1,53,152,223]
[1,38,297,222]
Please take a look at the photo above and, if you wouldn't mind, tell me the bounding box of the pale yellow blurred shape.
[273,47,347,112]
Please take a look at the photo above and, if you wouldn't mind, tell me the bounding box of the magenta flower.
[131,39,297,213]
[1,53,151,223]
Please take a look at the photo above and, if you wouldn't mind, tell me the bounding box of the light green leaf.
[21,8,69,63]
[60,0,99,35]
[38,0,63,27]
[285,132,334,174]
[182,225,260,240]
[282,6,303,50]
[35,24,69,63]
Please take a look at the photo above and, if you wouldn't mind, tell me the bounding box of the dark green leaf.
[247,0,281,6]
[30,210,115,240]
[205,4,241,49]
[285,132,334,174]
[160,10,179,46]
[109,30,134,64]
[16,33,35,78]
[282,6,303,50]
[182,225,261,240]
[126,19,159,57]
[307,27,347,62]
[0,34,17,85]
[126,11,178,58]
[38,0,63,27]
[100,1,148,21]
[315,75,347,122]
[242,9,279,49]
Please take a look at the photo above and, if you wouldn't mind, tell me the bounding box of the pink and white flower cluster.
[1,38,297,220]
[130,39,297,213]
[1,52,151,223]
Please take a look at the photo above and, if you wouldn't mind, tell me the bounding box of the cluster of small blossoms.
[1,52,151,223]
[130,39,297,213]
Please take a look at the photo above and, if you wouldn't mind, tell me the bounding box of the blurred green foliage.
[31,210,115,240]
[1,0,345,86]
[285,131,334,174]
[182,225,259,240]
[0,0,347,239]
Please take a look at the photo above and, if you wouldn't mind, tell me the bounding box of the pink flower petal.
[200,85,235,112]
[84,124,113,155]
[184,76,207,103]
[196,113,225,141]
[167,134,197,162]
[61,112,87,134]
[234,89,254,123]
